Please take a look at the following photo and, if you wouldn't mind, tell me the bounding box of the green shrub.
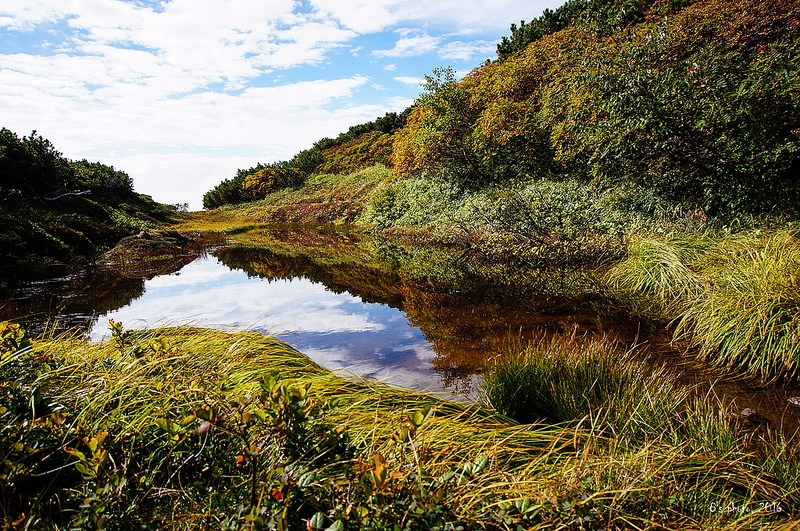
[363,175,464,230]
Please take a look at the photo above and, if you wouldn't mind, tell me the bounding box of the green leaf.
[308,512,326,529]
[516,498,532,513]
[298,471,316,488]
[75,462,94,478]
[325,521,344,531]
[409,407,430,428]
[65,448,87,462]
[473,455,489,474]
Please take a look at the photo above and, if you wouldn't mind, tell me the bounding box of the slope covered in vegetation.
[196,0,800,386]
[205,0,800,219]
[0,128,180,284]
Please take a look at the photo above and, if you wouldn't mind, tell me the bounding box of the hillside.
[204,0,800,220]
[0,128,180,285]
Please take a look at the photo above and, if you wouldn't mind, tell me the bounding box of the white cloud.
[374,31,440,58]
[394,76,424,86]
[439,40,496,61]
[309,0,560,34]
[1,0,565,209]
[0,1,71,30]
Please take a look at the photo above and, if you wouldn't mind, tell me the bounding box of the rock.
[740,407,769,426]
[787,397,800,408]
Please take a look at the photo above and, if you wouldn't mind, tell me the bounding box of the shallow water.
[88,255,451,395]
[2,226,799,424]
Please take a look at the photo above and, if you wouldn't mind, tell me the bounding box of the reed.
[607,234,710,319]
[479,331,688,443]
[609,229,800,381]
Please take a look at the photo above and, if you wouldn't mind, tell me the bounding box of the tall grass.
[3,325,797,529]
[480,332,688,442]
[607,235,710,319]
[609,229,800,381]
[676,231,800,380]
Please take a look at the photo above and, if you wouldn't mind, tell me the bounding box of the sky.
[1,0,562,210]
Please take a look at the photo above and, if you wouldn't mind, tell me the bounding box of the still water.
[89,256,446,394]
[2,226,799,425]
[0,226,625,399]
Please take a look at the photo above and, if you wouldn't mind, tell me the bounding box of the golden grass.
[21,326,798,529]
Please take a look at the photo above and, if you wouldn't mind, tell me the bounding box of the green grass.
[479,331,688,443]
[608,229,800,381]
[1,323,798,529]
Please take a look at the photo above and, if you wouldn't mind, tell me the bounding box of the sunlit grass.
[479,332,687,443]
[0,326,790,529]
[608,229,800,381]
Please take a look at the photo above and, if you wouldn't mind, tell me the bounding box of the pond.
[88,255,447,395]
[2,225,798,425]
[0,226,632,399]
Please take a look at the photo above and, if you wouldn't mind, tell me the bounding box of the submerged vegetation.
[2,323,799,529]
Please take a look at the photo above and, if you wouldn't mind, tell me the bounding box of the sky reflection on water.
[90,256,447,394]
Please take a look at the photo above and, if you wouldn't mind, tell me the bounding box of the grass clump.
[609,229,800,381]
[676,231,800,381]
[480,332,687,443]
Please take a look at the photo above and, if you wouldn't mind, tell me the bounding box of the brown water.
[1,226,798,429]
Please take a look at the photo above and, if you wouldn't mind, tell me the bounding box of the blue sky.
[1,0,562,209]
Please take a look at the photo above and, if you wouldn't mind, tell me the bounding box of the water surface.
[89,256,446,393]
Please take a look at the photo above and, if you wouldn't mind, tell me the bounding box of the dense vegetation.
[0,128,179,284]
[202,111,409,209]
[4,0,800,527]
[495,0,694,58]
[205,0,800,218]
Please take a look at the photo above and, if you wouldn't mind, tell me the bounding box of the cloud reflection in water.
[91,256,443,392]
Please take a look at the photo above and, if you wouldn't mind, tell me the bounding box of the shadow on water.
[0,253,202,337]
[1,225,798,427]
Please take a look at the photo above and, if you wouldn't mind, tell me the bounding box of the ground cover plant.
[1,321,799,530]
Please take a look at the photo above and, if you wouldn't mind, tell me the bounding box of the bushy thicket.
[392,0,800,217]
[203,111,409,209]
[496,0,694,58]
[0,128,133,198]
[205,0,798,220]
[0,127,176,278]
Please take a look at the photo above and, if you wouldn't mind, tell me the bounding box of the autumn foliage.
[391,0,800,215]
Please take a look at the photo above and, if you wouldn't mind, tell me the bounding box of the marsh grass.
[677,231,800,381]
[607,235,711,319]
[479,332,688,442]
[609,229,800,381]
[3,325,797,529]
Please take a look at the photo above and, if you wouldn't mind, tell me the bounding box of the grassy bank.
[608,228,800,382]
[2,323,798,530]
